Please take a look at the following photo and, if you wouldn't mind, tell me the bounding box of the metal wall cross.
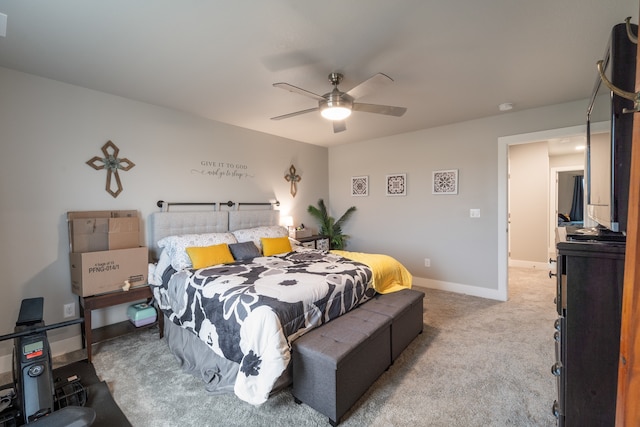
[86,140,135,198]
[285,164,301,197]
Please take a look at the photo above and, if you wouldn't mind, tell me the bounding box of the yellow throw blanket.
[331,250,412,294]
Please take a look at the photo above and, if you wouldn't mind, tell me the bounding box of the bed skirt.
[163,315,293,396]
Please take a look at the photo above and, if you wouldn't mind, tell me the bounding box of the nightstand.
[297,235,330,251]
[79,285,163,362]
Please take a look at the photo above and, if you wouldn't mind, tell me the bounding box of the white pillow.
[231,226,288,252]
[152,250,172,285]
[157,232,238,270]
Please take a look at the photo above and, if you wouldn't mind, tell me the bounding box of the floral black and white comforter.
[152,249,374,405]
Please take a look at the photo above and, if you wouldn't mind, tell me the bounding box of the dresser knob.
[554,331,560,342]
[549,258,557,264]
[549,271,557,279]
[554,318,561,330]
[552,400,560,418]
[551,362,562,376]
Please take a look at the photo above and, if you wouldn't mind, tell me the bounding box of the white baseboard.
[0,335,83,376]
[412,277,506,301]
[508,259,551,270]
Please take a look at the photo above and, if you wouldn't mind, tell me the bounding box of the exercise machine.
[0,297,95,426]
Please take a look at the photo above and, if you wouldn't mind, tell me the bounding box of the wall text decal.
[192,160,255,180]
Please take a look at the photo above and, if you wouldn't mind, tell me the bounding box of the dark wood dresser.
[553,240,625,426]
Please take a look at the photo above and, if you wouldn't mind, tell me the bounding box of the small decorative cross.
[284,164,301,197]
[86,140,135,198]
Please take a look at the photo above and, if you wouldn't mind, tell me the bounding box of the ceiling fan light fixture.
[271,72,406,132]
[321,106,352,120]
[320,92,353,120]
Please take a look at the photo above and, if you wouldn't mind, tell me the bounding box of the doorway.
[497,122,607,300]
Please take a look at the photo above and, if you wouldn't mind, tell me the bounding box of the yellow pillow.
[261,236,292,256]
[185,244,234,269]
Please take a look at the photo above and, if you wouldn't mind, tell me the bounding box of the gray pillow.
[229,241,261,260]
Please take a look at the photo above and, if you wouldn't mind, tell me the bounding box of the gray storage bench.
[359,289,425,361]
[291,288,425,426]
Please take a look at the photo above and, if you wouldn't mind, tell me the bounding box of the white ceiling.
[0,1,636,147]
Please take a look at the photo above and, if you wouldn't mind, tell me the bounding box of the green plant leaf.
[307,199,356,250]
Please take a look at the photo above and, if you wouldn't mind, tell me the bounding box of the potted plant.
[307,199,356,250]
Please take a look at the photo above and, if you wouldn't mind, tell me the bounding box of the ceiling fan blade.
[273,82,325,101]
[333,120,347,133]
[352,102,407,117]
[346,73,394,100]
[270,107,319,121]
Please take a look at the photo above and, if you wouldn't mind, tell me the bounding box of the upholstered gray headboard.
[228,210,280,231]
[149,211,229,259]
[149,209,280,259]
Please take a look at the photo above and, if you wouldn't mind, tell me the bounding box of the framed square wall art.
[351,175,369,196]
[386,173,407,196]
[432,169,458,195]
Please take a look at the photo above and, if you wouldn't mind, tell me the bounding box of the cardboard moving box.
[290,228,312,239]
[70,246,148,296]
[68,210,139,253]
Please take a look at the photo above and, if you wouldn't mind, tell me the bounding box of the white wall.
[328,101,589,300]
[0,67,329,365]
[509,142,549,264]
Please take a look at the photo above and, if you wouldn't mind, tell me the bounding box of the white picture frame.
[351,175,369,196]
[386,173,407,196]
[432,169,458,195]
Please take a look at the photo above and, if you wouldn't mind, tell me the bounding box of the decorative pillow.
[157,232,238,270]
[232,226,288,251]
[229,241,261,260]
[186,244,234,269]
[261,236,293,256]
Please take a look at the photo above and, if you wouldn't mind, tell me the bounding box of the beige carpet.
[22,267,557,426]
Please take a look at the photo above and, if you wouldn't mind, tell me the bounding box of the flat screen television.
[586,21,636,235]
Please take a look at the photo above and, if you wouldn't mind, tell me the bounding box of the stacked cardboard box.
[68,210,148,296]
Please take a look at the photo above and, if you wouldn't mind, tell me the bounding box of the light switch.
[470,209,481,218]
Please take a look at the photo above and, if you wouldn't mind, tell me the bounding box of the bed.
[148,204,412,405]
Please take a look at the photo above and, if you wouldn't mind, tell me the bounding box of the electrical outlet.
[470,209,481,218]
[63,303,75,318]
[424,258,431,267]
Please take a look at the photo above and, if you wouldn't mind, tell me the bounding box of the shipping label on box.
[70,246,148,296]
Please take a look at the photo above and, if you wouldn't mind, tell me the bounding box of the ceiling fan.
[270,72,407,133]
